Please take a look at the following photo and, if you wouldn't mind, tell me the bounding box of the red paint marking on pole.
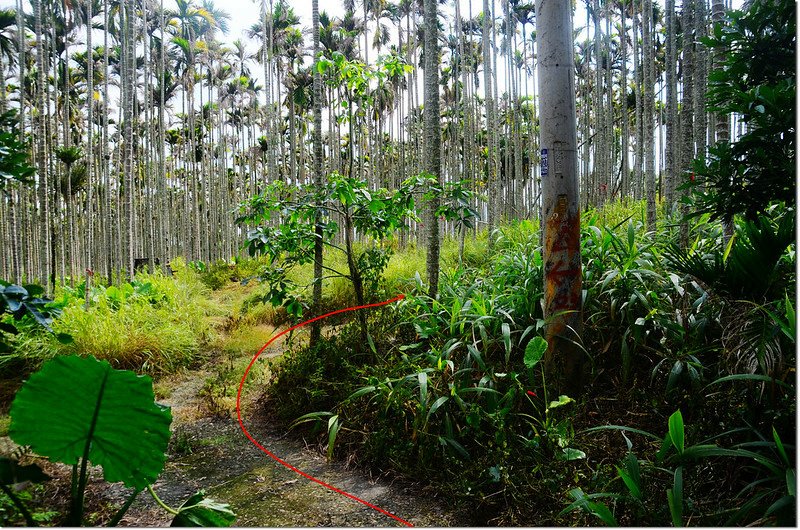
[236,294,412,528]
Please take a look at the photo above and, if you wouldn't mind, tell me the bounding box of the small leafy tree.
[314,52,413,177]
[688,0,795,221]
[237,173,477,346]
[238,173,421,345]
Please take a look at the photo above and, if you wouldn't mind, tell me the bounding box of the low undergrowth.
[0,258,218,376]
[263,205,796,526]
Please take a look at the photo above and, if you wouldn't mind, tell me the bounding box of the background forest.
[0,0,795,526]
[0,0,786,284]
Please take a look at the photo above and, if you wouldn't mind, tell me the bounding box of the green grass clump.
[193,256,272,290]
[584,198,648,228]
[381,247,426,293]
[3,262,218,374]
[214,324,276,359]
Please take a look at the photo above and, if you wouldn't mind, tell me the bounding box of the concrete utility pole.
[536,0,584,395]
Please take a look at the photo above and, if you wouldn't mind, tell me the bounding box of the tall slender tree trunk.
[123,0,136,279]
[621,0,630,199]
[158,0,168,268]
[665,0,678,214]
[14,0,26,284]
[0,52,6,114]
[603,6,614,206]
[423,0,441,299]
[592,0,603,208]
[712,0,732,243]
[537,0,583,395]
[711,0,728,145]
[490,1,500,227]
[632,5,643,201]
[34,0,52,291]
[693,0,708,157]
[643,0,656,230]
[102,0,112,281]
[85,0,94,304]
[680,0,695,246]
[310,0,325,346]
[482,0,497,246]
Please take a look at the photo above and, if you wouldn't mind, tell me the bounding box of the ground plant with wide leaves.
[8,355,236,526]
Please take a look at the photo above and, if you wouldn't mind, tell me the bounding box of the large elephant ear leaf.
[8,355,172,490]
[171,490,236,527]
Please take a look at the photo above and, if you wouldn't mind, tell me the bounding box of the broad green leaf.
[441,437,470,459]
[0,457,49,485]
[587,501,618,526]
[426,396,449,424]
[722,231,737,263]
[666,361,684,394]
[418,372,428,406]
[9,355,172,489]
[582,424,661,440]
[627,222,635,251]
[501,323,511,363]
[560,448,586,461]
[290,411,334,430]
[465,343,487,370]
[765,495,795,519]
[786,469,796,498]
[773,427,790,467]
[784,294,795,340]
[617,467,641,500]
[678,445,781,474]
[547,395,575,411]
[656,433,673,464]
[670,467,684,526]
[171,490,236,527]
[56,332,74,344]
[706,373,791,390]
[617,452,642,500]
[346,386,376,401]
[668,410,685,455]
[667,489,682,527]
[327,415,340,461]
[22,284,44,297]
[566,488,618,526]
[601,269,619,290]
[524,337,547,369]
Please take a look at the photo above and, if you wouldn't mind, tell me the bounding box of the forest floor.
[98,326,463,527]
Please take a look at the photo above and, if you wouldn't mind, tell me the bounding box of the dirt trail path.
[112,333,463,527]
